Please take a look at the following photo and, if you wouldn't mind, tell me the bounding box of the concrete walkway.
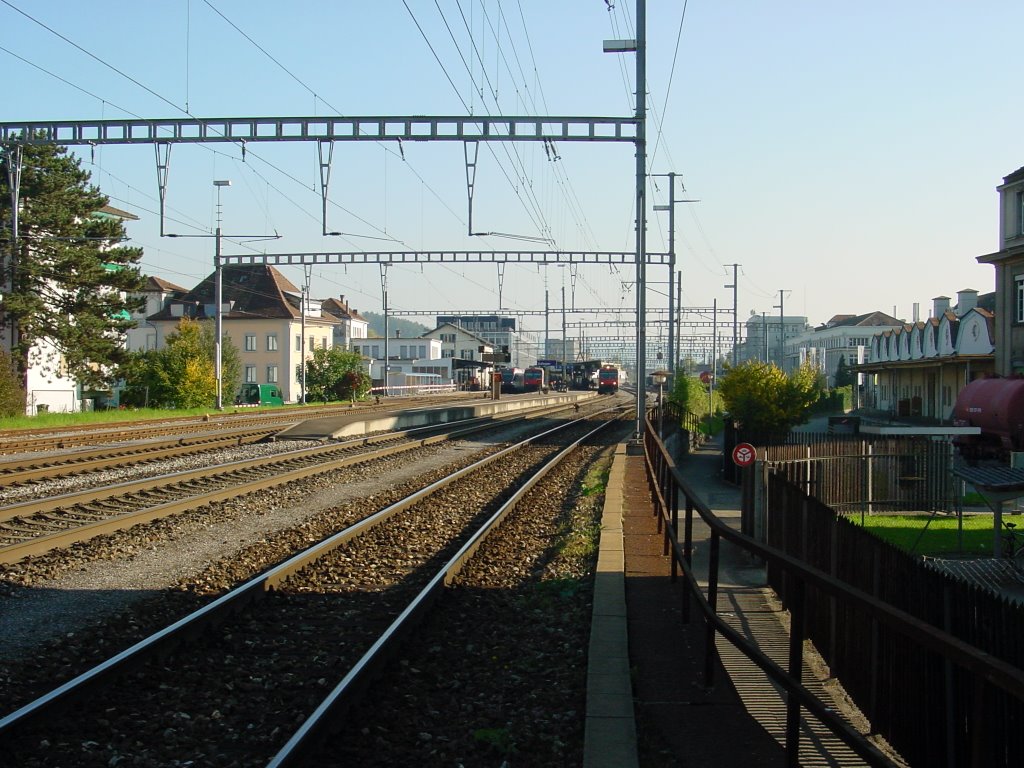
[585,435,881,767]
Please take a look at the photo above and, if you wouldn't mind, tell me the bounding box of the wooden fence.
[767,474,1024,768]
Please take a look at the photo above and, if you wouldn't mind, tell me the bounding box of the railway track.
[0,426,278,487]
[0,398,604,565]
[0,394,479,455]
[0,405,629,767]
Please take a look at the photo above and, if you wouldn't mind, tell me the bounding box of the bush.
[0,351,25,417]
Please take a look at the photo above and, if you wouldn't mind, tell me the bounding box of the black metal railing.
[642,412,1024,767]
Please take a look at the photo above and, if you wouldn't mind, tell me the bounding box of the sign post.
[732,442,756,468]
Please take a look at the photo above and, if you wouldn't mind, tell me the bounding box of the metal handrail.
[641,411,1024,767]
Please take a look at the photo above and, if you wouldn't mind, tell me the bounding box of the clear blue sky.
[1,1,1019,337]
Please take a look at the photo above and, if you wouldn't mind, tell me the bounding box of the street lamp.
[213,180,231,410]
[380,262,392,396]
[651,369,668,438]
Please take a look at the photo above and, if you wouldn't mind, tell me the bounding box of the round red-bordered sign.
[732,442,756,467]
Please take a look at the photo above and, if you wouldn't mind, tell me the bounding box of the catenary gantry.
[2,0,655,436]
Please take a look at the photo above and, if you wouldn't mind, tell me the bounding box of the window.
[267,334,278,351]
[245,334,257,352]
[418,345,426,358]
[1017,275,1024,323]
[309,336,315,353]
[321,338,328,349]
[441,349,454,358]
[295,335,302,352]
[245,365,257,383]
[1018,190,1024,236]
[266,365,278,383]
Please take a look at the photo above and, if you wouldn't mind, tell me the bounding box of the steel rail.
[0,428,276,486]
[268,413,622,766]
[0,395,478,453]
[0,403,624,741]
[0,400,590,563]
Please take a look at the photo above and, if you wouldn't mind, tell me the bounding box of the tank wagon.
[951,377,1024,461]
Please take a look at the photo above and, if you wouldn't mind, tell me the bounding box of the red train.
[597,365,619,394]
[523,366,546,392]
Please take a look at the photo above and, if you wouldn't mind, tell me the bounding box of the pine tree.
[0,142,145,394]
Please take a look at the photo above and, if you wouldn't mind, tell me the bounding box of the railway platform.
[585,434,872,767]
[274,391,595,441]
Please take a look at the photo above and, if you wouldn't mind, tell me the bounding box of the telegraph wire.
[0,0,188,116]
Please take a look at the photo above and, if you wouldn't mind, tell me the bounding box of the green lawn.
[850,512,1021,558]
[0,402,319,431]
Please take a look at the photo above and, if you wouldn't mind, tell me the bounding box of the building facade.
[147,264,339,403]
[857,293,995,419]
[435,314,543,368]
[785,311,903,387]
[125,276,188,353]
[977,165,1024,375]
[734,313,810,370]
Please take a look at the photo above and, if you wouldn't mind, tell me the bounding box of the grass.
[850,512,1023,557]
[0,401,332,431]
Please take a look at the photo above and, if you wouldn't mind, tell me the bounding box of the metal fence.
[763,439,957,514]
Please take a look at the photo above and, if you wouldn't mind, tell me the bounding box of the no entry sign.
[732,442,756,467]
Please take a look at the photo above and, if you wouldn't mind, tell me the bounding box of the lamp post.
[380,262,392,395]
[213,180,231,410]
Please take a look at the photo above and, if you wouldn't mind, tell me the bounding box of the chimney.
[933,296,951,318]
[912,303,920,322]
[956,289,978,316]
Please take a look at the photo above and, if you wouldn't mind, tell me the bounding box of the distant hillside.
[362,312,430,339]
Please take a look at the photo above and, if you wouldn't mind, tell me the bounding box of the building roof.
[94,204,139,221]
[147,264,318,321]
[322,295,368,323]
[144,275,189,294]
[423,322,493,347]
[1004,166,1024,185]
[818,310,902,330]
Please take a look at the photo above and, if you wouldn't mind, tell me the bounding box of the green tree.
[717,360,820,435]
[0,142,145,393]
[834,355,856,388]
[120,318,239,409]
[304,347,370,403]
[156,319,216,408]
[0,350,26,417]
